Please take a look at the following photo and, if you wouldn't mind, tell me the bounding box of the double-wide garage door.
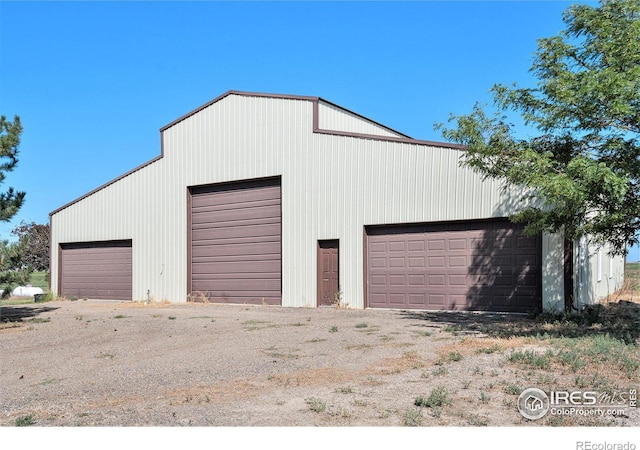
[189,178,282,305]
[366,220,541,313]
[59,240,132,300]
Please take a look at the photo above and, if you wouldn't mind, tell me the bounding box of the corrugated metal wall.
[51,92,575,308]
[575,240,625,308]
[317,101,407,138]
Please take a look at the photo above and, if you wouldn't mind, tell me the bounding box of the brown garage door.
[366,220,541,313]
[59,240,132,300]
[189,178,281,305]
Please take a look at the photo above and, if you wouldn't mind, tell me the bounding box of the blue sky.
[1,1,638,261]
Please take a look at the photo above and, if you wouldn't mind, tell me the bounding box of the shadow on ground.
[0,305,58,322]
[398,301,640,344]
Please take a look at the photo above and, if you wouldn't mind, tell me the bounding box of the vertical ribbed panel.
[576,242,625,306]
[542,232,564,312]
[50,92,606,309]
[318,101,406,138]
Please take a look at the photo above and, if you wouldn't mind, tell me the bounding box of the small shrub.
[432,366,448,377]
[402,407,423,426]
[479,391,490,404]
[504,383,521,395]
[329,326,338,333]
[15,414,34,426]
[168,316,176,320]
[446,351,463,362]
[336,386,353,394]
[467,414,489,426]
[355,323,368,329]
[415,386,451,408]
[305,397,326,413]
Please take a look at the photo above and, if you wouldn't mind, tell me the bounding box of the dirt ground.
[0,299,638,427]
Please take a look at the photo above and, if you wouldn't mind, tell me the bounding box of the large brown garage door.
[366,220,541,313]
[189,178,281,305]
[59,240,132,300]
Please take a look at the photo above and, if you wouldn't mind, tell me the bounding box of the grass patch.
[441,325,460,335]
[476,344,503,354]
[113,315,128,319]
[262,346,300,359]
[355,323,368,329]
[419,300,639,345]
[29,271,49,290]
[242,320,274,331]
[508,349,552,369]
[414,330,432,337]
[26,317,50,324]
[624,262,639,292]
[0,298,37,306]
[346,343,373,351]
[552,334,640,379]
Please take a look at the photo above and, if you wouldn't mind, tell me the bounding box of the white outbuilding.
[49,91,625,312]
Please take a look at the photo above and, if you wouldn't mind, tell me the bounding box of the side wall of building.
[574,239,625,308]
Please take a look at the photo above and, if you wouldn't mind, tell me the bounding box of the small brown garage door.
[59,240,132,300]
[366,220,541,313]
[189,178,281,305]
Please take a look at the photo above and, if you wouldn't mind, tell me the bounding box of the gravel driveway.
[1,300,637,427]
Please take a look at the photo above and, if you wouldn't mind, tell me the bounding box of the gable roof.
[50,90,465,216]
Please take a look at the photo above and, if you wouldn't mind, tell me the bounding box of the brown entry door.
[317,240,339,306]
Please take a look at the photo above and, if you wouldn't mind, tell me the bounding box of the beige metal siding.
[317,101,407,138]
[576,241,625,307]
[51,92,571,309]
[542,232,565,312]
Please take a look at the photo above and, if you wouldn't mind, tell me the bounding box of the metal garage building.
[49,91,625,312]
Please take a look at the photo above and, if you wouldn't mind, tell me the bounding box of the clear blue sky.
[1,1,638,261]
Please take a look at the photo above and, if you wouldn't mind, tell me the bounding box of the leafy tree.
[12,221,50,272]
[0,115,28,297]
[437,0,640,255]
